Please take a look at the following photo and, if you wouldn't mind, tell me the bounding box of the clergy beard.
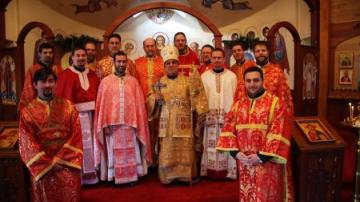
[87,55,95,63]
[256,56,269,67]
[178,47,187,55]
[42,88,53,99]
[204,59,211,65]
[115,67,126,77]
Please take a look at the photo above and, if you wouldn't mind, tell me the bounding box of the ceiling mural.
[39,0,275,29]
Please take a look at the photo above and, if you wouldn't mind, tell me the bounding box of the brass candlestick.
[343,102,360,202]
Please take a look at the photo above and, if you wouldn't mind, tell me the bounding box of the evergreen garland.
[54,34,100,52]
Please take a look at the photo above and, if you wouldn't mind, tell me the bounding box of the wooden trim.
[318,0,329,117]
[267,21,302,116]
[330,21,360,48]
[103,2,223,52]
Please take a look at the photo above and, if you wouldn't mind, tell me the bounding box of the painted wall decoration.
[0,55,17,105]
[122,39,137,56]
[146,8,174,24]
[273,31,290,74]
[303,53,317,100]
[202,0,251,11]
[73,0,118,14]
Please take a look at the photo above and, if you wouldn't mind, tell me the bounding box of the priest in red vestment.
[94,51,152,184]
[19,68,82,202]
[198,44,214,75]
[19,42,62,111]
[230,42,256,90]
[174,32,200,77]
[217,67,292,202]
[134,38,164,165]
[96,33,135,79]
[56,47,100,185]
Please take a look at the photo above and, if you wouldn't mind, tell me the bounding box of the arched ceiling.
[39,0,275,30]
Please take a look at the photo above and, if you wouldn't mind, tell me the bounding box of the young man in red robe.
[230,41,256,90]
[94,51,152,184]
[18,42,62,111]
[19,68,82,202]
[56,47,100,185]
[174,32,200,77]
[96,33,135,79]
[217,66,292,202]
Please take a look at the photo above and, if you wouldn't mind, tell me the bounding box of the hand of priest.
[246,154,262,166]
[235,152,248,165]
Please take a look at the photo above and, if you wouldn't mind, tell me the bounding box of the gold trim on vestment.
[215,147,239,151]
[26,151,45,167]
[258,151,287,164]
[236,124,268,130]
[64,144,83,154]
[34,160,56,181]
[267,133,290,146]
[219,132,236,137]
[55,157,81,170]
[268,96,279,123]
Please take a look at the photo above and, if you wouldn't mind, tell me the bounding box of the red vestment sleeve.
[55,105,83,169]
[259,97,291,164]
[19,110,54,181]
[216,101,240,151]
[55,70,75,102]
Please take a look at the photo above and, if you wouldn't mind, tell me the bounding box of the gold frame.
[0,121,19,149]
[295,118,335,143]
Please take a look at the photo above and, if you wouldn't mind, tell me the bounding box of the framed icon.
[295,118,335,143]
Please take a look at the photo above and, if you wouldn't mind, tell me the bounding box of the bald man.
[134,37,164,165]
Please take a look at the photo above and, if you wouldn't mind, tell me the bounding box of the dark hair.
[231,41,247,50]
[174,32,187,42]
[253,40,270,52]
[201,44,214,52]
[85,39,96,47]
[108,33,121,42]
[38,42,54,53]
[112,51,127,61]
[243,66,264,81]
[33,68,57,83]
[71,46,86,56]
[212,48,225,57]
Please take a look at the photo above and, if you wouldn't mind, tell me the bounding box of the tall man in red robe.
[134,38,164,165]
[217,66,292,202]
[56,47,100,185]
[19,68,82,202]
[19,42,62,111]
[96,33,135,79]
[94,51,152,184]
[198,44,214,75]
[230,42,256,93]
[174,32,200,77]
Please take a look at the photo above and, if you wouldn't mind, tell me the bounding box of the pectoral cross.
[153,80,166,105]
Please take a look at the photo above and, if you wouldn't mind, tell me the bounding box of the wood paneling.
[330,0,360,24]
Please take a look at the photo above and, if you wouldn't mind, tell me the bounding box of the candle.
[351,106,354,123]
[349,102,353,122]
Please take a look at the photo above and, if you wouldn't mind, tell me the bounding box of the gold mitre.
[161,45,179,62]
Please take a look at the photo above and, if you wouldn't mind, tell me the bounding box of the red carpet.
[81,171,238,202]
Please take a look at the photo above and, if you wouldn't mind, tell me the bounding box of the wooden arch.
[16,21,54,90]
[103,2,223,51]
[267,21,303,116]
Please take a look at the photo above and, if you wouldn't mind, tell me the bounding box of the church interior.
[0,0,360,201]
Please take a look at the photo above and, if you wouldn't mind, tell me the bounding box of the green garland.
[54,34,100,52]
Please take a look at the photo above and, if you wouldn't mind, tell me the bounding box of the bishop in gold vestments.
[148,46,208,184]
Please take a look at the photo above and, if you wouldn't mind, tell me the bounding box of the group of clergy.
[18,31,294,202]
